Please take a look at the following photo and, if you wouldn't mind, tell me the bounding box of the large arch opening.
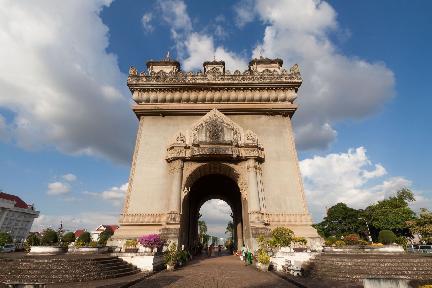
[180,173,244,253]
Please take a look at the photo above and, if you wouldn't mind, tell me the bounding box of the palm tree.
[225,221,234,240]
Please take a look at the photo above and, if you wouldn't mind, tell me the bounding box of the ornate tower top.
[248,57,283,73]
[127,57,302,117]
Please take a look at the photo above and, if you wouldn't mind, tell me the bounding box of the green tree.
[365,188,416,239]
[225,220,234,240]
[0,232,13,246]
[62,232,76,244]
[198,217,208,245]
[98,226,114,246]
[41,228,59,246]
[270,227,294,248]
[78,231,91,244]
[407,208,432,244]
[314,203,366,238]
[26,233,40,246]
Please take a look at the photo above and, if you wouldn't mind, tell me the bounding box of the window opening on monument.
[198,199,233,249]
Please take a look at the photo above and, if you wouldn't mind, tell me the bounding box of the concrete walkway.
[131,254,298,288]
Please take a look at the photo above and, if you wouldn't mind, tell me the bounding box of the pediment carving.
[166,109,264,162]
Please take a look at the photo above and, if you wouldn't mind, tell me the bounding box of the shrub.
[88,241,98,248]
[396,236,408,249]
[77,232,91,245]
[0,232,13,246]
[138,234,164,251]
[164,242,178,266]
[270,227,294,247]
[358,239,368,245]
[41,229,59,246]
[125,239,138,248]
[293,236,307,246]
[98,227,114,246]
[334,240,346,247]
[62,232,75,244]
[324,236,337,246]
[74,239,86,247]
[26,233,40,247]
[378,230,397,245]
[257,249,270,265]
[344,234,360,245]
[178,250,190,264]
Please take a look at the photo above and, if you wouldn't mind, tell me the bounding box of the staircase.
[0,254,140,284]
[304,252,432,282]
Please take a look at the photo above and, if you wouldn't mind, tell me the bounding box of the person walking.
[241,245,247,265]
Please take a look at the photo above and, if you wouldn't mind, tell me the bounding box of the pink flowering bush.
[138,234,165,251]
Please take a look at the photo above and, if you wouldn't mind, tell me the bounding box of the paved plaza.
[131,254,297,288]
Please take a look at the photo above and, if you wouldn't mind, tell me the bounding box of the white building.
[0,192,39,242]
[91,225,119,241]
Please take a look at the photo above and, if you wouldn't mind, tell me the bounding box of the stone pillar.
[169,160,184,213]
[246,159,260,212]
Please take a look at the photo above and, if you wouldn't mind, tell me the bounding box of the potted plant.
[124,239,139,253]
[256,249,270,271]
[256,235,271,271]
[164,242,178,271]
[138,234,165,254]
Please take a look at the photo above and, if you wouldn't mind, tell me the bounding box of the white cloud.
[84,182,128,206]
[183,33,247,72]
[47,181,70,196]
[0,0,136,163]
[199,199,233,238]
[233,0,395,150]
[62,173,77,182]
[234,0,256,28]
[299,147,424,221]
[32,212,119,232]
[141,12,154,33]
[155,1,247,71]
[0,114,9,141]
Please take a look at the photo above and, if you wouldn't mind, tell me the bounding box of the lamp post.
[359,217,372,243]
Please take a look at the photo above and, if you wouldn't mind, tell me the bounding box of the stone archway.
[180,172,244,251]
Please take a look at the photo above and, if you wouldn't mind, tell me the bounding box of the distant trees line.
[314,188,432,245]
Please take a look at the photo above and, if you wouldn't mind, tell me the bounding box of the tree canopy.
[314,203,366,238]
[407,208,432,244]
[364,188,416,237]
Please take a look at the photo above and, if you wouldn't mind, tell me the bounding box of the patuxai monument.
[113,56,320,250]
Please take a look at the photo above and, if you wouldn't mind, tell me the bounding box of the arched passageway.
[180,173,244,252]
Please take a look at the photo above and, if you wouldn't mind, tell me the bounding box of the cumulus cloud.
[141,13,154,33]
[0,0,136,163]
[238,0,395,150]
[0,114,9,141]
[199,199,233,238]
[32,212,119,232]
[183,33,248,71]
[47,181,70,196]
[155,0,247,71]
[299,147,417,221]
[84,182,128,206]
[62,173,77,182]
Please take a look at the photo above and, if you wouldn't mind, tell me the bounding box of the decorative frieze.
[120,213,167,225]
[131,88,298,104]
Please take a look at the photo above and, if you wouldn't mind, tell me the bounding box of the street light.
[359,217,372,243]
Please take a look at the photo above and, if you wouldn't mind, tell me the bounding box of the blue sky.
[0,0,431,237]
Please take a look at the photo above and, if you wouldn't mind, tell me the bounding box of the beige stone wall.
[125,114,310,216]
